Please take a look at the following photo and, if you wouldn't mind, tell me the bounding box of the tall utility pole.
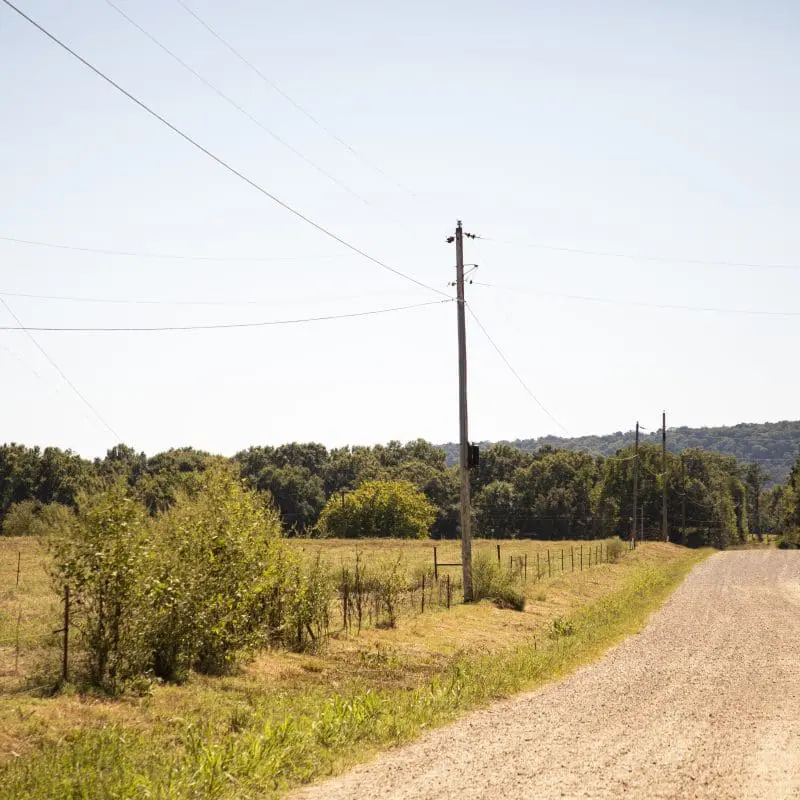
[632,421,639,548]
[454,220,473,601]
[681,453,687,542]
[662,411,668,542]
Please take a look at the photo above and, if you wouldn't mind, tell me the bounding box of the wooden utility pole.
[755,474,761,542]
[454,220,473,601]
[662,411,668,542]
[632,422,639,548]
[681,453,687,542]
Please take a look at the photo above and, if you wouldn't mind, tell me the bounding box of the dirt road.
[296,551,800,799]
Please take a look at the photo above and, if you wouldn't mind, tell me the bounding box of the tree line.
[440,419,800,484]
[3,439,799,546]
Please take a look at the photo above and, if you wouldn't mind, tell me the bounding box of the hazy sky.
[2,0,799,459]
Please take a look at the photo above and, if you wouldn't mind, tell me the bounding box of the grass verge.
[0,543,708,799]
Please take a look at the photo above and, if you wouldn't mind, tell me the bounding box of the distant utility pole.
[632,421,639,548]
[681,453,687,542]
[662,411,668,542]
[449,220,475,601]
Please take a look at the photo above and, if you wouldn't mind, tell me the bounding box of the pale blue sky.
[1,0,799,458]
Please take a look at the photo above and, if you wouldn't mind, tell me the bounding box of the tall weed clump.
[336,555,410,630]
[606,537,626,563]
[471,552,525,610]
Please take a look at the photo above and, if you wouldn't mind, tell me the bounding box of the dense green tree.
[317,479,435,539]
[253,465,326,533]
[0,443,40,520]
[474,480,519,538]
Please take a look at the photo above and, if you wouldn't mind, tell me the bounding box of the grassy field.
[294,536,617,574]
[0,536,709,798]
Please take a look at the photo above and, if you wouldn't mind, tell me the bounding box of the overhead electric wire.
[173,0,415,197]
[465,303,570,435]
[477,236,800,272]
[0,234,346,262]
[0,299,451,332]
[474,282,800,318]
[0,297,121,439]
[0,0,448,299]
[102,0,372,208]
[0,287,431,307]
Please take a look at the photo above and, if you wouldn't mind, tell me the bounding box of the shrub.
[471,553,525,611]
[48,483,151,693]
[49,468,333,691]
[2,500,72,537]
[777,529,800,549]
[146,466,313,677]
[373,557,408,628]
[606,537,626,563]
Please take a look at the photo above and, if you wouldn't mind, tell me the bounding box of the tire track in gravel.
[295,551,800,800]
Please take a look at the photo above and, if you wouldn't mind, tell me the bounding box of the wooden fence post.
[537,552,541,580]
[446,574,452,609]
[561,549,564,572]
[497,544,501,566]
[434,547,438,582]
[421,575,426,613]
[524,554,528,582]
[62,584,70,684]
[15,607,21,674]
[571,547,574,571]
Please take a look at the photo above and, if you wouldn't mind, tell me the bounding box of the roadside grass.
[0,539,709,798]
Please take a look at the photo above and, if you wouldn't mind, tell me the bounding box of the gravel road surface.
[296,551,800,799]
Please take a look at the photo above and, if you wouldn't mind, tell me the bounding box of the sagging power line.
[0,297,121,439]
[477,235,800,272]
[102,0,373,208]
[0,234,346,262]
[0,0,447,300]
[0,287,431,307]
[466,304,570,435]
[173,0,414,197]
[0,299,450,333]
[473,282,800,318]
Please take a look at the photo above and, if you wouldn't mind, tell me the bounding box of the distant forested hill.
[439,420,800,483]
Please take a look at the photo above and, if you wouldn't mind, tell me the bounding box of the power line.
[173,0,415,197]
[0,297,121,439]
[0,234,346,262]
[477,236,800,272]
[102,0,373,208]
[474,282,800,318]
[1,0,448,299]
[0,299,450,332]
[465,303,569,435]
[0,287,429,307]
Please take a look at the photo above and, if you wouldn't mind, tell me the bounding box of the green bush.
[606,537,626,563]
[146,467,327,678]
[2,499,72,537]
[777,529,800,549]
[49,469,333,691]
[471,553,525,610]
[49,483,152,693]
